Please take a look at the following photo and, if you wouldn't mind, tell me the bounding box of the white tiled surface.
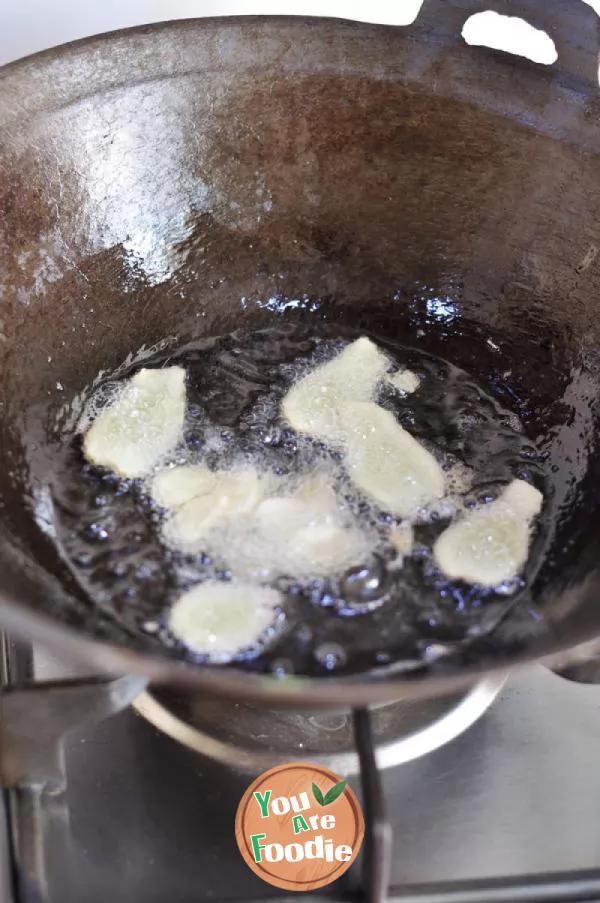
[1,0,599,68]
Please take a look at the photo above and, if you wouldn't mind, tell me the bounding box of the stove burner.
[0,637,509,903]
[133,673,507,773]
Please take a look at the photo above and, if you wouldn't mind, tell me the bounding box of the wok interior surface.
[1,17,600,695]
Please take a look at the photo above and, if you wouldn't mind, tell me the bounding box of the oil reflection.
[425,296,459,323]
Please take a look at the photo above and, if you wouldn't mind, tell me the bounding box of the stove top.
[2,636,600,903]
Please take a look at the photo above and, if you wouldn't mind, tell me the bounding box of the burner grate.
[354,709,392,903]
[3,638,600,903]
[0,637,394,902]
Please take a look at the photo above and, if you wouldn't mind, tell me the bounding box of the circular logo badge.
[235,761,364,892]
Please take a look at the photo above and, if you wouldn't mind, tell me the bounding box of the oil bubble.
[82,523,109,542]
[314,642,347,671]
[271,658,294,678]
[51,324,542,679]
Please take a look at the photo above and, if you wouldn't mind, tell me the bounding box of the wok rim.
[0,13,406,70]
[0,580,597,706]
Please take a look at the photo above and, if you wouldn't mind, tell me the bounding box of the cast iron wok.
[1,0,600,708]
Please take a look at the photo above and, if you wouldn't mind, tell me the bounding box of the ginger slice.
[83,367,186,478]
[433,479,543,587]
[227,472,372,580]
[340,401,445,518]
[282,337,389,442]
[169,579,281,659]
[162,467,265,553]
[151,465,216,509]
[388,369,420,396]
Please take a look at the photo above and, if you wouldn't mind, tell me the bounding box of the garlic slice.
[83,367,186,478]
[169,579,280,659]
[282,337,389,441]
[433,479,543,587]
[340,401,445,517]
[162,467,265,553]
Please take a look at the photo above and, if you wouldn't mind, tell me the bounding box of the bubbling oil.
[49,324,548,677]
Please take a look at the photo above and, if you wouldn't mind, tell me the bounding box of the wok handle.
[416,0,600,90]
[554,660,600,684]
[546,638,600,685]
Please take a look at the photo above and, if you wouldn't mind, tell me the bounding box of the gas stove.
[2,635,600,903]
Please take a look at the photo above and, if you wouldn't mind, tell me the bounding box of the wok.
[1,0,600,708]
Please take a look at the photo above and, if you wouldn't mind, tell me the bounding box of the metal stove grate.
[3,637,600,903]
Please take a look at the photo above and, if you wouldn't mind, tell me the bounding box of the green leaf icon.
[312,783,325,806]
[323,780,347,806]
